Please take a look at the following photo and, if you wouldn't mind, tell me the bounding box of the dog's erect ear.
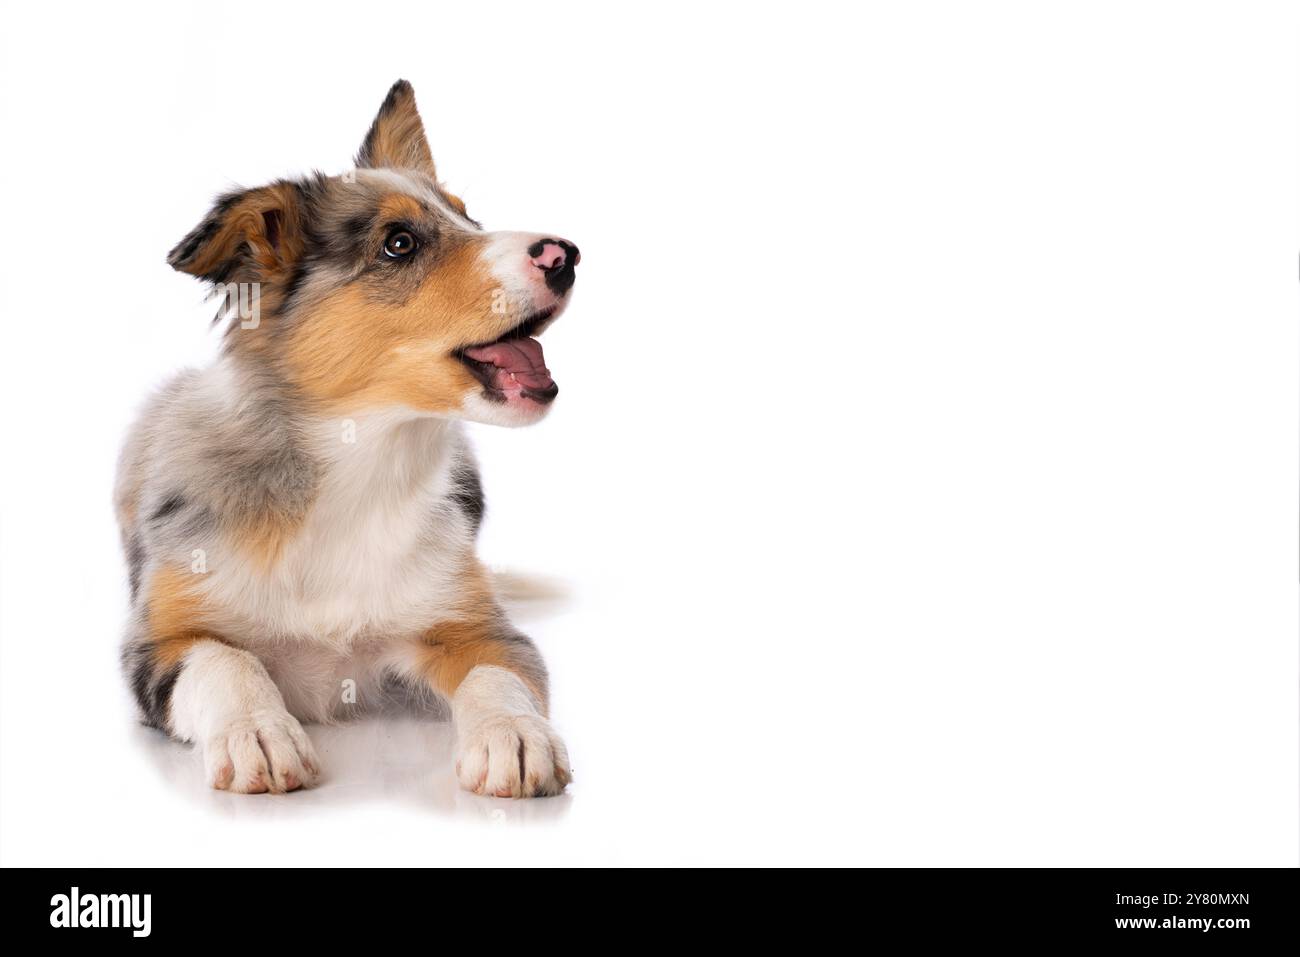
[355,79,435,176]
[167,181,306,284]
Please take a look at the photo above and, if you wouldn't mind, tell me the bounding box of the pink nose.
[530,242,568,271]
[527,238,580,296]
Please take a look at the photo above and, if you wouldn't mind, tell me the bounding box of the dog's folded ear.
[355,79,436,176]
[167,181,306,285]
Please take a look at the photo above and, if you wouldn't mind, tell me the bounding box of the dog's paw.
[202,711,320,794]
[455,714,571,798]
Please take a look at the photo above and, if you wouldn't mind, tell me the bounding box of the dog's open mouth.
[455,308,558,405]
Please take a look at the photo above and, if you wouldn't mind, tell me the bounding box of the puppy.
[115,80,578,798]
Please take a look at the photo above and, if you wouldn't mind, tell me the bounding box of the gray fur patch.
[115,363,319,602]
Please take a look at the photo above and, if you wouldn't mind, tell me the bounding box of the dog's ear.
[167,181,306,284]
[355,79,435,176]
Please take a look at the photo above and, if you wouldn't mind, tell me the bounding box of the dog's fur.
[115,81,578,797]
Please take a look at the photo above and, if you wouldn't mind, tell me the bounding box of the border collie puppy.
[116,80,577,798]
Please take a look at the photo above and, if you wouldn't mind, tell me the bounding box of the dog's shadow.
[134,570,574,824]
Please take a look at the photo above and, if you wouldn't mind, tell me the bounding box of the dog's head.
[168,80,579,427]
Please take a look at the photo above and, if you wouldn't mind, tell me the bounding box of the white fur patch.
[170,641,320,793]
[355,167,479,231]
[458,390,554,428]
[451,665,570,798]
[197,410,475,658]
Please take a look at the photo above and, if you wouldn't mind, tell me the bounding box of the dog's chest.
[207,428,473,647]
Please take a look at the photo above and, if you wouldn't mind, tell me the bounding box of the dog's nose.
[528,238,580,296]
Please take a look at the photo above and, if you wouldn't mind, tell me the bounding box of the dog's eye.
[382,230,418,258]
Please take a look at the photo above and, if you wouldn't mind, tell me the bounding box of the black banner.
[6,867,1297,943]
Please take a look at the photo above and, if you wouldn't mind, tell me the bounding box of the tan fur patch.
[443,192,469,218]
[416,620,524,693]
[144,566,223,667]
[360,84,435,176]
[378,193,424,223]
[232,511,300,570]
[178,183,305,283]
[411,562,548,711]
[285,237,516,414]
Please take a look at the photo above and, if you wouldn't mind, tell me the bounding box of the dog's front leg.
[122,570,319,793]
[409,611,570,798]
[168,641,320,793]
[126,633,320,793]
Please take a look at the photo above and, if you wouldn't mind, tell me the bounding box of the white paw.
[202,711,320,794]
[455,714,571,798]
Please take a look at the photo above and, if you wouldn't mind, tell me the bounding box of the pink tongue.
[464,337,554,392]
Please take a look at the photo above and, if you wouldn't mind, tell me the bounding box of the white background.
[1,1,1297,866]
